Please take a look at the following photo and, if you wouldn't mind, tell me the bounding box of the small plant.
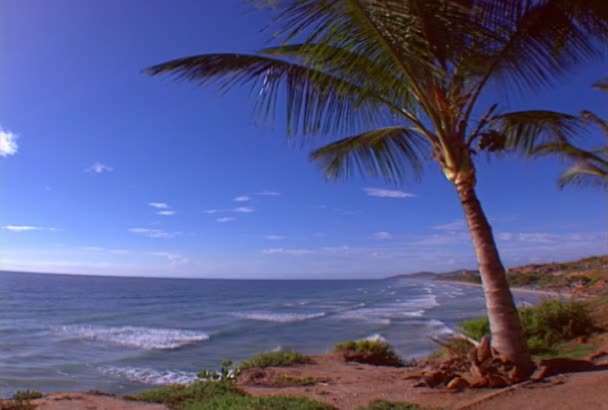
[12,391,43,401]
[333,339,405,367]
[278,375,318,386]
[183,394,335,410]
[239,351,312,370]
[198,360,240,382]
[136,380,243,408]
[358,400,431,410]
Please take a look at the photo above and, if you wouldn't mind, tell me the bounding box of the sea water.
[0,271,538,396]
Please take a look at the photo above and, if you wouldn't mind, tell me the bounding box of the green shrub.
[183,394,334,410]
[460,317,490,342]
[460,299,595,355]
[358,400,430,410]
[519,299,594,351]
[12,391,43,401]
[239,351,312,370]
[136,380,243,408]
[333,339,404,367]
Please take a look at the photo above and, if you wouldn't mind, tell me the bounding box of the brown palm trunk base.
[455,178,535,380]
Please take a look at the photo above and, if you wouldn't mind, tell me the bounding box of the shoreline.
[435,279,571,298]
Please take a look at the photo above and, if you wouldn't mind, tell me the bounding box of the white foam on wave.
[427,319,454,336]
[234,311,326,323]
[100,366,198,385]
[338,307,424,324]
[54,325,210,350]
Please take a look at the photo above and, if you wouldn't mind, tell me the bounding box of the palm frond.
[559,161,608,190]
[485,110,584,154]
[310,126,428,183]
[146,53,395,137]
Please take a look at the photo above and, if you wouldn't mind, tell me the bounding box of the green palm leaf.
[485,110,584,154]
[310,126,428,182]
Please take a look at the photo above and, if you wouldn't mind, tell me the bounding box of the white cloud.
[157,210,176,216]
[233,206,255,213]
[264,235,286,240]
[433,219,467,231]
[149,202,169,209]
[255,190,280,196]
[363,187,416,198]
[86,162,113,174]
[0,127,18,157]
[233,195,251,202]
[262,248,316,255]
[2,225,56,232]
[148,251,189,265]
[204,209,222,214]
[372,231,392,240]
[217,217,236,223]
[128,228,177,239]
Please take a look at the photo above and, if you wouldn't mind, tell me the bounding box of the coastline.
[435,279,571,298]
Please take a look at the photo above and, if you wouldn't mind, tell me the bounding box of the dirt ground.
[5,345,608,410]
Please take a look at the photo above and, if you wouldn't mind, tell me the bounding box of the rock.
[447,377,470,390]
[530,366,549,382]
[470,376,489,388]
[470,361,485,379]
[477,336,492,362]
[422,370,444,387]
[413,380,427,388]
[487,374,510,388]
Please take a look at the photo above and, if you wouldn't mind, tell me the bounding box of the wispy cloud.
[86,162,113,174]
[264,234,286,240]
[363,187,416,198]
[204,209,222,214]
[128,228,178,239]
[148,251,189,265]
[2,225,57,232]
[0,126,18,157]
[233,195,251,202]
[217,217,236,223]
[261,248,316,255]
[233,206,254,213]
[255,190,280,196]
[372,231,392,240]
[149,202,169,209]
[433,219,467,231]
[157,210,176,216]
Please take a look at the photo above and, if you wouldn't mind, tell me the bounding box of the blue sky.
[1,0,606,279]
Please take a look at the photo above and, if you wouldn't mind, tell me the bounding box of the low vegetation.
[460,299,596,355]
[358,401,432,410]
[334,339,405,367]
[278,375,318,386]
[11,391,43,402]
[136,380,333,410]
[239,351,312,370]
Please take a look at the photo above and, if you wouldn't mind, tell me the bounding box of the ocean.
[0,271,538,397]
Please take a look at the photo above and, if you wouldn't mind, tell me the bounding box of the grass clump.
[460,299,595,355]
[239,351,312,370]
[11,391,43,401]
[137,380,333,410]
[184,394,334,410]
[277,375,319,386]
[136,380,243,408]
[358,400,432,410]
[334,339,405,367]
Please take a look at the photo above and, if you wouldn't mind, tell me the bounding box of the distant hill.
[384,255,608,297]
[386,271,437,280]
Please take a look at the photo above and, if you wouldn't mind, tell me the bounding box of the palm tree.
[147,1,608,378]
[535,80,608,189]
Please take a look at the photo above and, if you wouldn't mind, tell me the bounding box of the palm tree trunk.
[455,177,534,379]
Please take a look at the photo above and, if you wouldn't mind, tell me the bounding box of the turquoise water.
[0,271,537,396]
